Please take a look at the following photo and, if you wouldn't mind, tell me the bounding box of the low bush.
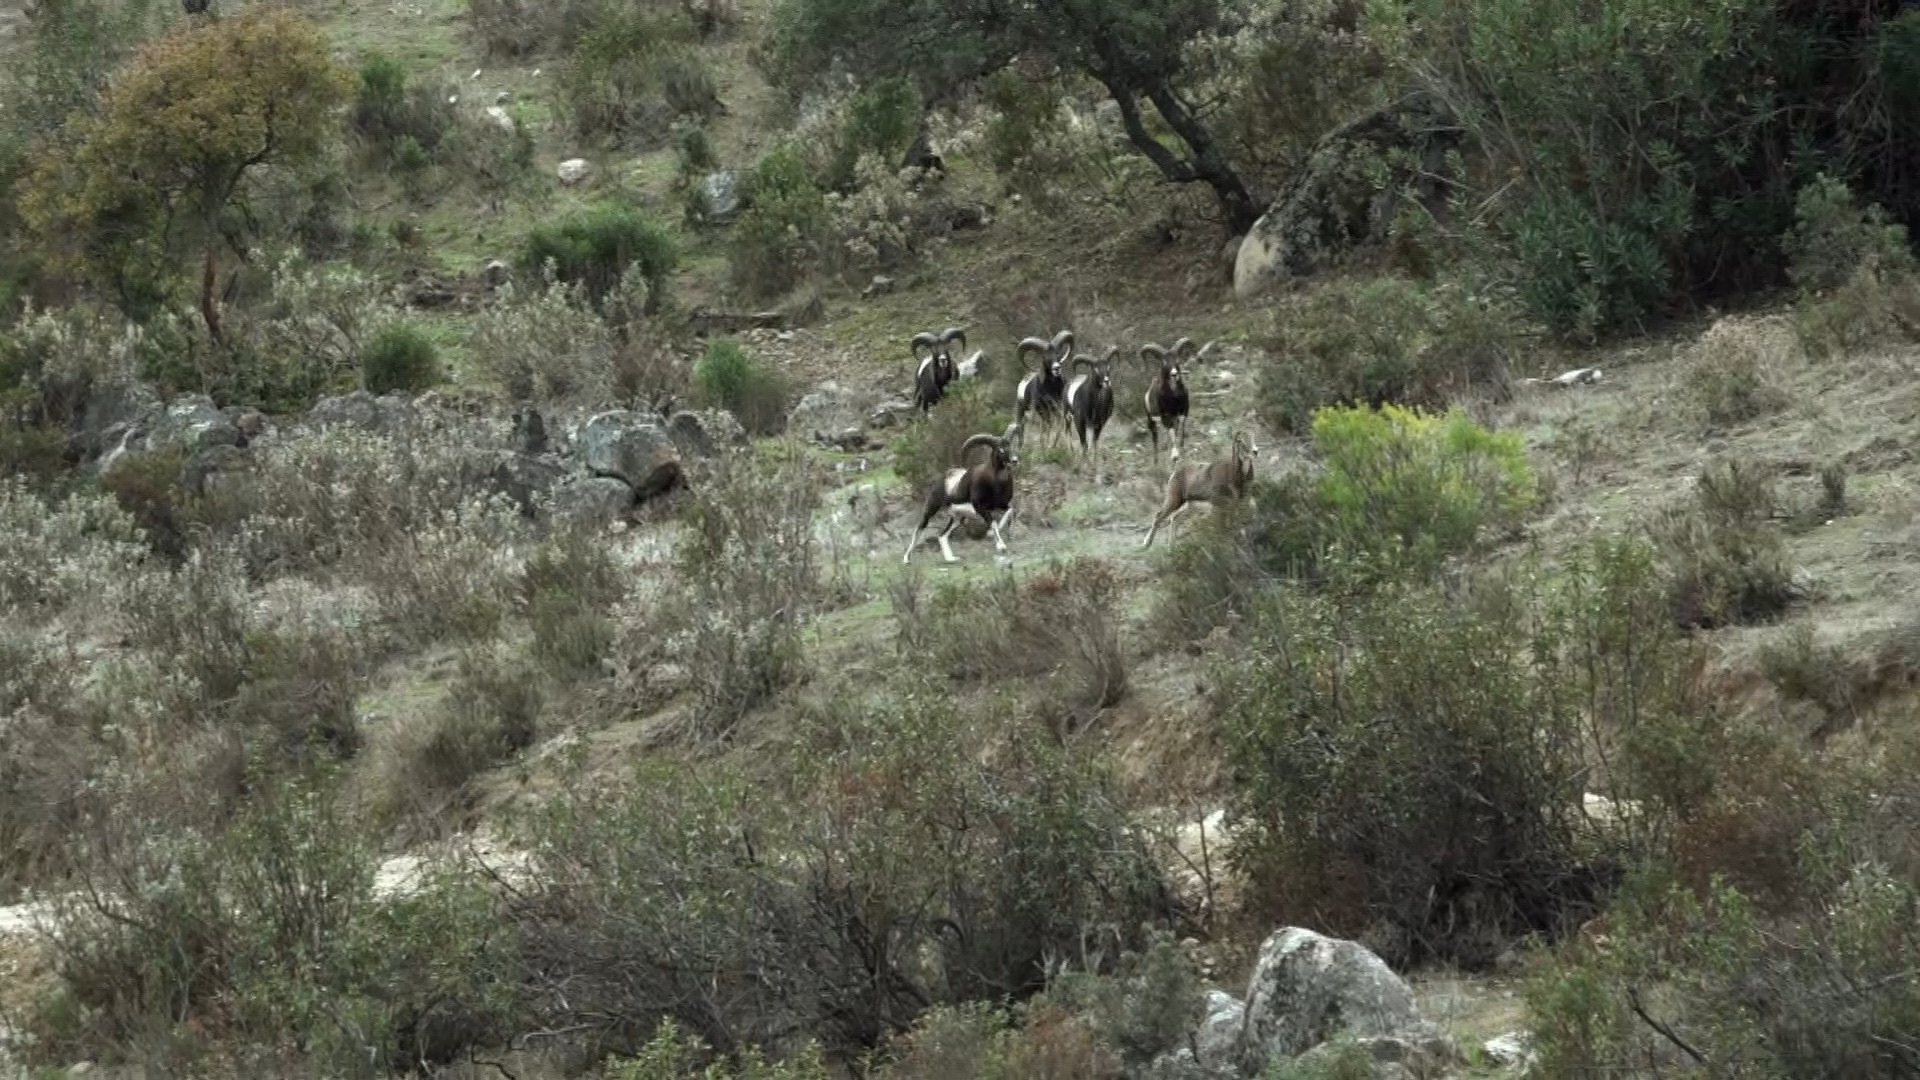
[1258,279,1522,434]
[1788,176,1920,358]
[361,321,441,395]
[351,53,455,165]
[99,447,197,561]
[0,480,146,619]
[470,277,619,403]
[522,202,677,310]
[730,144,829,299]
[910,558,1129,712]
[1684,318,1792,426]
[1226,539,1716,967]
[826,76,918,188]
[673,449,822,737]
[409,648,540,801]
[1650,457,1797,629]
[560,8,714,142]
[38,768,518,1074]
[1050,934,1202,1067]
[692,339,790,436]
[523,525,625,673]
[606,1022,830,1080]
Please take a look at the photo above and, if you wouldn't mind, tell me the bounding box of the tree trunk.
[199,244,224,345]
[1106,79,1262,235]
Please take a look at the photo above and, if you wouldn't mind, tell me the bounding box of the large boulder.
[1234,96,1460,300]
[490,453,570,518]
[1237,928,1450,1074]
[75,379,161,459]
[549,476,635,525]
[308,390,416,435]
[789,381,872,445]
[146,394,241,456]
[181,443,253,497]
[578,410,683,499]
[667,409,747,459]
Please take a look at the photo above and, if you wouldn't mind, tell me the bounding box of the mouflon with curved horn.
[1012,330,1070,449]
[902,425,1019,564]
[910,327,968,414]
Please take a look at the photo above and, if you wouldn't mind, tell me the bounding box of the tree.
[20,9,350,339]
[764,0,1262,234]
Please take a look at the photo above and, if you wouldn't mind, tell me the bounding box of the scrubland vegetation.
[3,0,1920,1078]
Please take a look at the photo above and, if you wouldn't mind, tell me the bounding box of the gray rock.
[1195,990,1245,1071]
[1291,1035,1457,1080]
[702,170,740,223]
[1234,96,1460,300]
[867,400,914,429]
[308,390,416,435]
[789,381,871,443]
[549,476,635,525]
[579,410,683,499]
[557,158,592,186]
[75,379,161,459]
[182,443,252,497]
[222,405,269,444]
[1141,1048,1230,1080]
[1237,928,1445,1074]
[484,105,517,136]
[147,394,241,455]
[1483,1032,1533,1070]
[490,453,569,517]
[666,409,747,459]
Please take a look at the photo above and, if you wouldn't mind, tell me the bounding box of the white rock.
[485,105,517,136]
[1238,927,1452,1074]
[557,158,592,185]
[1194,989,1245,1070]
[1483,1031,1534,1069]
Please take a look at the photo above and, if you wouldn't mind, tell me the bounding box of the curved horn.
[1140,342,1168,363]
[940,326,968,355]
[1171,336,1197,358]
[911,332,938,361]
[1049,329,1075,362]
[960,433,1002,461]
[1016,336,1051,370]
[1072,354,1098,374]
[1100,345,1119,369]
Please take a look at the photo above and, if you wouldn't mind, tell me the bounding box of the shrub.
[827,76,918,187]
[523,525,625,673]
[405,648,541,803]
[1309,403,1535,577]
[606,1023,830,1080]
[361,322,440,395]
[1258,279,1522,434]
[1052,934,1202,1066]
[1225,539,1714,967]
[99,447,197,561]
[692,339,790,436]
[0,479,145,618]
[1794,261,1920,360]
[470,277,620,403]
[1783,174,1916,293]
[351,53,455,164]
[560,8,706,141]
[40,768,518,1073]
[1650,457,1797,629]
[730,144,829,298]
[911,558,1129,712]
[673,449,822,737]
[522,203,677,310]
[1684,317,1791,426]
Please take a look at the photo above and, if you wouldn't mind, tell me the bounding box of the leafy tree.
[764,0,1261,233]
[20,9,350,337]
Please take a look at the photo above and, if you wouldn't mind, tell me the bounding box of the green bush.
[674,449,820,736]
[1310,403,1535,577]
[1051,934,1202,1066]
[1784,174,1916,294]
[1225,539,1716,967]
[523,525,625,673]
[402,649,541,804]
[560,9,685,141]
[40,768,518,1073]
[692,339,790,436]
[1650,456,1797,629]
[361,321,441,395]
[828,76,918,187]
[1258,278,1522,434]
[522,202,677,310]
[729,144,829,298]
[351,53,455,165]
[607,1022,830,1080]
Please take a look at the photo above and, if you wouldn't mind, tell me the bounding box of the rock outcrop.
[578,410,683,499]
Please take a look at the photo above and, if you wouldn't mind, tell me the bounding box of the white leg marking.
[902,523,923,563]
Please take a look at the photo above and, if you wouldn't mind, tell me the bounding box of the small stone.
[557,158,592,186]
[484,105,517,136]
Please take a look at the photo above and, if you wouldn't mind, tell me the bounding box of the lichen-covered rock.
[578,410,682,499]
[1238,927,1449,1074]
[549,476,635,525]
[75,379,161,459]
[308,390,416,435]
[1195,990,1245,1072]
[146,394,240,455]
[667,409,747,459]
[789,381,872,444]
[1234,97,1459,300]
[181,444,253,496]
